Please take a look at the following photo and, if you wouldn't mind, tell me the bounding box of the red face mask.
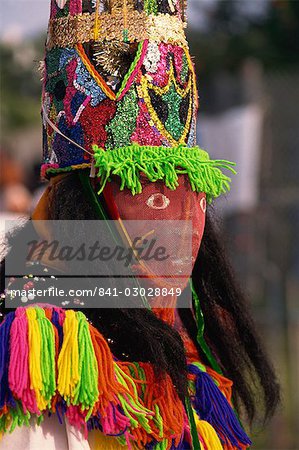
[102,174,206,324]
[108,174,206,280]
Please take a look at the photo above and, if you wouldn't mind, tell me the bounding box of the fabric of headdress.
[41,0,236,200]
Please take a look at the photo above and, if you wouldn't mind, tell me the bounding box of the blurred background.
[0,1,298,448]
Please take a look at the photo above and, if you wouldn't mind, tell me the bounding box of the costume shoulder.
[0,306,251,449]
[0,305,185,448]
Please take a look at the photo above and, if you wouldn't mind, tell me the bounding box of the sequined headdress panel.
[42,0,235,199]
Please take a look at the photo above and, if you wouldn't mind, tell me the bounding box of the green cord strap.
[78,171,120,245]
[185,395,201,450]
[189,279,222,374]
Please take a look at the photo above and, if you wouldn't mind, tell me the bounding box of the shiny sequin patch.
[106,87,139,148]
[80,99,117,150]
[139,60,194,144]
[46,12,187,49]
[42,37,199,173]
[144,41,161,73]
[75,59,106,106]
[52,115,85,166]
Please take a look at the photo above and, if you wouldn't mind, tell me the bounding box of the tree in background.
[188,0,299,76]
[0,39,43,134]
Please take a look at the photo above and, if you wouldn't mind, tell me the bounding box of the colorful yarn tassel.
[0,307,251,449]
[195,418,224,450]
[57,309,80,401]
[8,308,39,414]
[26,307,55,411]
[36,307,56,405]
[0,312,15,409]
[188,363,251,449]
[0,306,190,449]
[72,312,99,414]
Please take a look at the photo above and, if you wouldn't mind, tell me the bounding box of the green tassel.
[35,307,56,405]
[0,402,31,433]
[114,364,152,431]
[73,312,99,414]
[155,439,168,450]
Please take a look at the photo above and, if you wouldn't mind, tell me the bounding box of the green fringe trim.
[0,401,39,434]
[92,144,236,201]
[45,163,91,177]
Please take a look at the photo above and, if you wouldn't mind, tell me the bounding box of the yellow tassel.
[88,430,129,449]
[57,310,80,401]
[195,416,224,450]
[26,308,47,410]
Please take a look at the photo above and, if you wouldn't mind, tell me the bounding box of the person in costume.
[0,0,280,449]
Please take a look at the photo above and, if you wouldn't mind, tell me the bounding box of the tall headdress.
[41,0,235,199]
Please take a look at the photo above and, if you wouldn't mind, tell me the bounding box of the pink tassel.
[69,0,82,15]
[66,405,88,438]
[101,402,130,435]
[8,307,39,414]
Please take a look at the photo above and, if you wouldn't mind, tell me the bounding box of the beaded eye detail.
[146,193,170,210]
[200,196,206,214]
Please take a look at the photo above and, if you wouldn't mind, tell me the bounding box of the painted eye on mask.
[146,193,170,210]
[200,196,206,214]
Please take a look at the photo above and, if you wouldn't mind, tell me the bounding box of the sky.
[0,0,269,43]
[1,0,49,42]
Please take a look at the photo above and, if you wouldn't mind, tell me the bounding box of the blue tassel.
[51,310,63,350]
[145,441,158,449]
[188,364,251,449]
[87,414,103,432]
[0,312,16,409]
[174,441,193,450]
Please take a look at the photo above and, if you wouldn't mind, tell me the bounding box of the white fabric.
[0,415,91,450]
[199,104,263,213]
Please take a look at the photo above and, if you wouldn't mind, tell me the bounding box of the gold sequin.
[47,12,187,49]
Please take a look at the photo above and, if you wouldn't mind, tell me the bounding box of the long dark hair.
[0,172,280,422]
[181,211,280,422]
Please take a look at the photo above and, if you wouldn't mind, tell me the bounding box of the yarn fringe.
[0,306,185,449]
[195,418,224,450]
[188,363,251,449]
[0,307,250,449]
[92,144,236,201]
